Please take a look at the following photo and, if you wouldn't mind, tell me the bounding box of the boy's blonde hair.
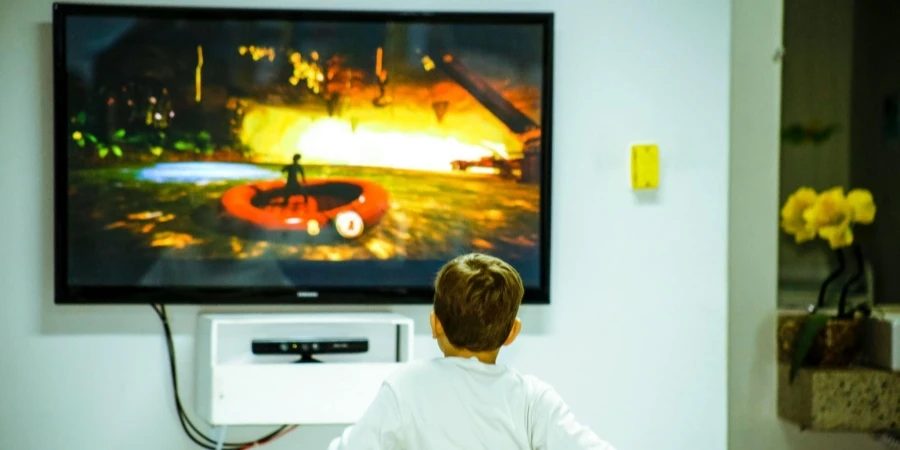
[433,253,524,352]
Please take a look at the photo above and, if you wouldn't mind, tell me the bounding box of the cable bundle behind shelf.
[152,305,298,449]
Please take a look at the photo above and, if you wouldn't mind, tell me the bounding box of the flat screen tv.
[52,3,554,304]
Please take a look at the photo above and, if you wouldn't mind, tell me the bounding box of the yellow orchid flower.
[802,187,855,249]
[780,187,818,243]
[803,187,851,227]
[780,186,875,249]
[847,188,876,224]
[818,223,854,249]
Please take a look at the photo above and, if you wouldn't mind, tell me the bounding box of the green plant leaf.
[85,133,98,144]
[789,313,830,383]
[781,126,806,145]
[811,125,840,145]
[150,146,163,156]
[174,140,194,151]
[76,139,85,148]
[111,145,123,158]
[98,146,109,159]
[75,111,87,124]
[114,129,126,139]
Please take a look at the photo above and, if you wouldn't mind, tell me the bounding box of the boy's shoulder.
[384,358,555,396]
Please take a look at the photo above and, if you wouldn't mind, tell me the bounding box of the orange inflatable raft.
[220,178,389,239]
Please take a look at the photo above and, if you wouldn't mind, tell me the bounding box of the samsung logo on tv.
[295,291,319,298]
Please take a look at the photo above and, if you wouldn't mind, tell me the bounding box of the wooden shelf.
[778,364,900,431]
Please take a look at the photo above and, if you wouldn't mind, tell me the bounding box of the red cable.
[239,425,299,449]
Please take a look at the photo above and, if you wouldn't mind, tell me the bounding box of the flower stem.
[837,244,865,318]
[817,249,846,310]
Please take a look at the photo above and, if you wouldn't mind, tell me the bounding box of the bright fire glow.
[480,140,510,159]
[243,115,500,172]
[294,119,496,172]
[236,79,538,171]
[467,166,501,175]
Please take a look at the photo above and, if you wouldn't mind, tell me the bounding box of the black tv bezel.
[51,2,554,305]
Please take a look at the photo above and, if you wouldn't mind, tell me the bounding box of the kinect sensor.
[251,338,369,363]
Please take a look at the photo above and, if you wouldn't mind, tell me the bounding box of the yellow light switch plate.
[631,144,659,190]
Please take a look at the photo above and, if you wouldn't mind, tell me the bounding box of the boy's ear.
[503,317,522,347]
[429,311,443,339]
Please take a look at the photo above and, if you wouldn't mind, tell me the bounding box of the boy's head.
[431,253,524,356]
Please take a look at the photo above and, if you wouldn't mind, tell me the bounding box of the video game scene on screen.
[64,16,546,287]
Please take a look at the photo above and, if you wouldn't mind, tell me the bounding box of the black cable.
[152,304,289,449]
[152,305,231,449]
[156,305,290,448]
[154,304,289,449]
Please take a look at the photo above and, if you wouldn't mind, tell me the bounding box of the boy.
[328,253,615,450]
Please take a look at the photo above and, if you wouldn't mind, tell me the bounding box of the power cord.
[152,304,296,449]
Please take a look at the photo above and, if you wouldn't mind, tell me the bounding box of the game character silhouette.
[373,70,392,107]
[281,153,308,205]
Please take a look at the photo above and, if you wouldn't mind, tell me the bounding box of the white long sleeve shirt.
[328,357,615,450]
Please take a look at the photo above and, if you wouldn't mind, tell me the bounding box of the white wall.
[728,0,881,449]
[0,0,733,449]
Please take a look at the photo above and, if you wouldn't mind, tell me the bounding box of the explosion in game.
[63,14,547,289]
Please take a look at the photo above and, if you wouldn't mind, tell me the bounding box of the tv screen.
[53,3,553,304]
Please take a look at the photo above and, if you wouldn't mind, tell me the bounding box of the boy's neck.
[442,348,500,365]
